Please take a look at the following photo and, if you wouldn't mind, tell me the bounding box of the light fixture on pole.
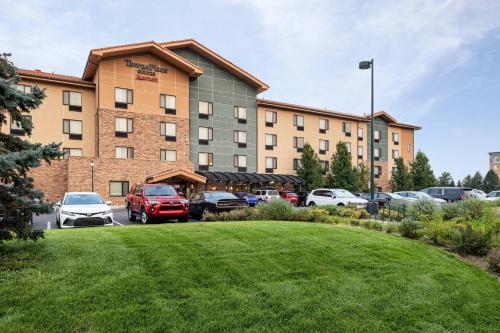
[359,59,378,214]
[90,161,95,192]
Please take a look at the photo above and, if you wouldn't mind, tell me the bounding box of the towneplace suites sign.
[124,59,167,82]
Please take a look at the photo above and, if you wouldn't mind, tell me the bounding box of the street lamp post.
[359,59,376,202]
[90,161,95,192]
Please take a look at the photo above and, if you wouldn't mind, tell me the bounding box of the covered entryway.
[146,169,206,198]
[195,171,304,192]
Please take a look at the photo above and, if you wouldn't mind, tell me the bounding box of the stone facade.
[490,152,500,177]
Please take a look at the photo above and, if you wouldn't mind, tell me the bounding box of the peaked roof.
[16,69,95,87]
[82,41,203,81]
[161,39,269,93]
[370,111,422,130]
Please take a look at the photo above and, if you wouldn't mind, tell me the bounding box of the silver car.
[55,192,114,228]
[395,191,446,204]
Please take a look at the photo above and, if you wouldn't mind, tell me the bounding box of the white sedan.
[486,191,500,201]
[306,189,368,207]
[395,191,446,204]
[55,192,114,228]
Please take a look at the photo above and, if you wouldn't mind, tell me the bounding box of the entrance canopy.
[195,171,304,185]
[146,169,206,184]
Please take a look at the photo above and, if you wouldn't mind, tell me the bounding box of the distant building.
[489,152,500,177]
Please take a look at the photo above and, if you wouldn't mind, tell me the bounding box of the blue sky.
[1,0,499,182]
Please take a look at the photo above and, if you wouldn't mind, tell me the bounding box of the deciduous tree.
[437,171,454,187]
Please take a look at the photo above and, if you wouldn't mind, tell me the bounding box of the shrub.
[390,200,409,220]
[225,209,249,221]
[337,207,361,219]
[381,208,399,221]
[204,212,219,222]
[399,218,424,239]
[487,247,500,273]
[361,220,373,229]
[370,221,384,231]
[384,222,398,234]
[257,199,295,220]
[328,216,341,224]
[456,199,491,221]
[441,203,460,220]
[306,208,329,223]
[423,219,453,245]
[321,205,338,216]
[406,199,440,222]
[450,222,493,256]
[349,219,360,227]
[357,209,369,219]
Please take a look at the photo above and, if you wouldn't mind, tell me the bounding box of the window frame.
[62,147,83,159]
[198,126,213,144]
[63,90,82,112]
[109,181,129,197]
[265,157,277,173]
[198,152,214,170]
[233,154,247,172]
[293,114,304,131]
[293,136,305,152]
[115,146,134,159]
[160,149,177,162]
[199,101,213,119]
[115,117,133,138]
[342,122,352,136]
[233,130,247,148]
[160,94,176,115]
[319,139,329,155]
[160,122,177,142]
[62,119,82,140]
[319,118,329,133]
[265,133,277,150]
[234,106,247,123]
[114,87,133,109]
[265,111,277,127]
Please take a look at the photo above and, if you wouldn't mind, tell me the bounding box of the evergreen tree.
[326,142,357,191]
[469,171,483,189]
[482,170,499,193]
[437,171,454,186]
[450,179,456,187]
[462,175,472,188]
[353,162,370,192]
[390,157,413,191]
[297,143,324,191]
[457,180,462,187]
[0,54,63,242]
[410,151,436,190]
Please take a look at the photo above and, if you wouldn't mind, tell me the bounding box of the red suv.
[126,184,189,223]
[279,191,299,206]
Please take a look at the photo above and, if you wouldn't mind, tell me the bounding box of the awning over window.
[195,171,304,184]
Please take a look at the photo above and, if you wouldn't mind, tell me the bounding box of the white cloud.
[227,0,500,121]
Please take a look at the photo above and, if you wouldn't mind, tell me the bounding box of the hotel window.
[392,132,399,145]
[160,149,177,162]
[374,147,381,160]
[319,139,329,155]
[62,148,82,159]
[357,146,363,159]
[63,119,82,140]
[234,130,247,148]
[265,111,277,127]
[115,88,133,109]
[265,134,277,150]
[345,142,352,154]
[374,130,381,142]
[160,94,176,115]
[10,115,31,136]
[160,122,176,141]
[63,91,82,112]
[293,158,302,171]
[293,115,304,131]
[293,137,304,152]
[109,181,129,197]
[115,147,134,159]
[15,84,32,93]
[358,128,363,140]
[198,126,213,144]
[265,157,277,173]
[233,155,247,172]
[321,160,329,175]
[374,166,382,179]
[319,118,329,133]
[198,152,213,170]
[342,122,352,137]
[392,149,400,159]
[199,101,213,119]
[234,106,247,123]
[115,117,133,138]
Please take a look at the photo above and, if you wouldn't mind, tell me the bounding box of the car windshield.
[387,193,404,199]
[205,192,237,200]
[332,190,356,198]
[417,192,433,199]
[144,185,177,196]
[487,192,498,197]
[64,193,104,205]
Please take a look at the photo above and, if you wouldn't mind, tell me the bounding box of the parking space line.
[113,220,124,226]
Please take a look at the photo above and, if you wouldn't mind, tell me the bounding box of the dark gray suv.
[420,187,473,203]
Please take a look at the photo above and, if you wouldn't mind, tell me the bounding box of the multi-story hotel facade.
[2,40,420,204]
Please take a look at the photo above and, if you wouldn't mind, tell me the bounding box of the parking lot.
[32,207,200,230]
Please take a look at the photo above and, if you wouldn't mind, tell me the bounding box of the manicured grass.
[1,221,499,333]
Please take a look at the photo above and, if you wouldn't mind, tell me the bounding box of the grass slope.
[1,221,499,333]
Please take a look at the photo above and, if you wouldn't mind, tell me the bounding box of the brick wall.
[29,159,69,203]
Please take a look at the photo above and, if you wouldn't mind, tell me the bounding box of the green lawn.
[1,222,499,333]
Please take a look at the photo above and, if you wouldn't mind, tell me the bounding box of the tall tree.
[457,180,462,187]
[0,54,63,242]
[390,157,413,191]
[326,142,357,191]
[482,170,499,193]
[462,175,472,188]
[437,171,454,186]
[410,151,436,190]
[469,171,483,189]
[297,143,324,191]
[353,162,370,192]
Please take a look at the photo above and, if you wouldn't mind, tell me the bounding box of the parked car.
[470,189,487,200]
[395,191,447,204]
[233,192,258,207]
[371,192,409,207]
[126,184,189,224]
[296,192,309,207]
[55,192,113,228]
[189,191,248,220]
[420,187,474,202]
[279,191,299,205]
[306,189,368,207]
[486,191,500,201]
[254,189,281,203]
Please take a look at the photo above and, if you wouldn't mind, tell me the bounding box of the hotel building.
[2,40,420,204]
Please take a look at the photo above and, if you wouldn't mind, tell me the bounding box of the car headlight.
[104,209,113,215]
[147,200,160,205]
[60,210,75,216]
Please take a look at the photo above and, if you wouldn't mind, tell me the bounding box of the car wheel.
[127,205,136,221]
[308,202,315,207]
[201,208,211,221]
[141,208,150,224]
[177,214,189,223]
[337,203,345,207]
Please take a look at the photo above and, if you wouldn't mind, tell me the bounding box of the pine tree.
[326,142,357,191]
[482,170,500,193]
[0,54,63,242]
[390,157,413,191]
[457,180,462,187]
[297,143,324,191]
[469,171,483,189]
[410,151,436,190]
[437,171,454,186]
[462,175,472,187]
